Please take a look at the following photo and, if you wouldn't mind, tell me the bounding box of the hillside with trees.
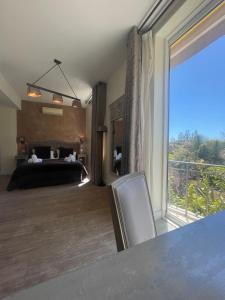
[168,131,225,217]
[169,130,225,164]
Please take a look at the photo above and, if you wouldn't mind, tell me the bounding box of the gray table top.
[5,211,225,300]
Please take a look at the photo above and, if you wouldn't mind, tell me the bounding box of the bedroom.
[1,0,225,299]
[0,0,149,296]
[8,99,88,190]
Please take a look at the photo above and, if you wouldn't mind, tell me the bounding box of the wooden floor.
[0,178,116,299]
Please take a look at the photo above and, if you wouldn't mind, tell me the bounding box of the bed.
[8,141,87,191]
[7,159,87,191]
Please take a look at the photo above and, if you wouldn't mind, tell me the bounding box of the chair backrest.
[110,172,156,251]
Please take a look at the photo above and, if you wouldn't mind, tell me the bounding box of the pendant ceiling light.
[27,86,42,97]
[72,99,81,108]
[52,93,63,104]
[26,59,81,107]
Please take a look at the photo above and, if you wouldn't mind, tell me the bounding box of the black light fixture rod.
[54,59,62,65]
[32,64,58,85]
[32,59,62,85]
[57,64,78,98]
[27,83,81,101]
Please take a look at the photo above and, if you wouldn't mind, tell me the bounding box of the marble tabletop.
[5,211,225,300]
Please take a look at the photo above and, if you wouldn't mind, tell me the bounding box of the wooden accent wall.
[17,100,86,143]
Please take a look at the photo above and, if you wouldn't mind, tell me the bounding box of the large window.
[167,2,225,223]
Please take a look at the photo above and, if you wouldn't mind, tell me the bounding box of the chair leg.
[108,186,125,251]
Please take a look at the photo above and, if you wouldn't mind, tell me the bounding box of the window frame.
[151,0,223,224]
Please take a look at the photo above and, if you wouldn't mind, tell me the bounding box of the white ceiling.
[0,0,153,106]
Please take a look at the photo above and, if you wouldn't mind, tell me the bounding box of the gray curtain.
[123,27,142,174]
[123,27,154,181]
[140,31,154,191]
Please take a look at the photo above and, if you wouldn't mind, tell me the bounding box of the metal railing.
[167,160,225,220]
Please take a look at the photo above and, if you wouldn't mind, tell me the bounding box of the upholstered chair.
[110,172,156,251]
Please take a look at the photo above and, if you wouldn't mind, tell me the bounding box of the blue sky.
[169,34,225,141]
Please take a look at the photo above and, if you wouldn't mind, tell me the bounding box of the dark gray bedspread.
[7,159,87,191]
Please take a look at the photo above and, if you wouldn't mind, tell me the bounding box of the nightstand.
[78,153,87,166]
[15,154,29,167]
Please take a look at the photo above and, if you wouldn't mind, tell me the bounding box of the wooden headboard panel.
[28,141,81,154]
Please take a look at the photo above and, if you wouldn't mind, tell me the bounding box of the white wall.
[0,72,21,109]
[103,61,126,184]
[0,104,17,175]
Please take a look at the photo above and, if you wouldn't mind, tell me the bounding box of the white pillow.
[50,149,60,159]
[50,150,55,159]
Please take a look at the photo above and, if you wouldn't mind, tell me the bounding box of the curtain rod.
[138,0,175,34]
[138,0,163,33]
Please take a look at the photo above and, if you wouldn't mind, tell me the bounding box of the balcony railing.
[167,160,225,223]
